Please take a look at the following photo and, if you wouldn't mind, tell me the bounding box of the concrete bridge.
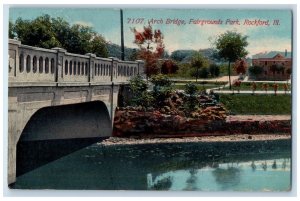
[8,39,145,185]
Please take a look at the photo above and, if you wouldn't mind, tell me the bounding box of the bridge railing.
[8,39,145,87]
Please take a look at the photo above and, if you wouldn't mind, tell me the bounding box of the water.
[12,140,291,191]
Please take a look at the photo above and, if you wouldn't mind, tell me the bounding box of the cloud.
[73,20,93,27]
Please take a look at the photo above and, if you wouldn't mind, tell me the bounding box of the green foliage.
[190,53,209,80]
[129,75,153,107]
[214,31,248,89]
[150,74,172,88]
[248,65,263,76]
[184,83,199,111]
[11,14,108,57]
[150,74,174,107]
[214,31,249,62]
[170,50,198,62]
[175,63,194,78]
[209,64,220,77]
[9,21,15,39]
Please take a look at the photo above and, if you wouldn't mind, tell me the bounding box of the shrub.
[184,83,199,112]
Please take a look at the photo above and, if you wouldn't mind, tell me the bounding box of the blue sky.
[9,7,292,57]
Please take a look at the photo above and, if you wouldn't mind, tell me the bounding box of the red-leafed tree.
[161,59,178,74]
[132,24,164,77]
[233,59,247,75]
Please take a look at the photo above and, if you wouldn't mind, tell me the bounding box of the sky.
[9,7,292,57]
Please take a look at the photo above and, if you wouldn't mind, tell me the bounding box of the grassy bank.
[223,82,291,91]
[173,81,227,91]
[219,94,291,115]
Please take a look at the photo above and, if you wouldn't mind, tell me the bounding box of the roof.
[252,51,292,59]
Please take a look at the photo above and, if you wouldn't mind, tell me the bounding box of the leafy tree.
[129,48,139,61]
[214,31,248,89]
[150,74,173,107]
[197,67,209,78]
[132,24,164,77]
[270,64,284,80]
[10,15,108,57]
[170,50,197,62]
[190,52,208,81]
[14,15,61,49]
[184,83,199,112]
[161,59,178,74]
[209,64,220,77]
[248,65,263,79]
[9,21,15,39]
[129,75,153,107]
[234,59,247,75]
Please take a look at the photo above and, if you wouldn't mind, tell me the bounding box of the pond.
[12,140,291,191]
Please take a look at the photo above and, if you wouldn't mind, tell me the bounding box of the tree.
[150,74,173,107]
[129,75,153,107]
[10,15,108,57]
[14,15,61,49]
[170,50,197,62]
[209,63,220,77]
[9,21,15,39]
[270,64,284,80]
[184,83,199,112]
[191,52,208,81]
[132,24,164,77]
[161,60,178,74]
[214,31,248,89]
[234,59,247,75]
[248,65,263,79]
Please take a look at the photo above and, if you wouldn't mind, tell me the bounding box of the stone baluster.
[136,60,145,76]
[85,53,96,84]
[109,57,119,82]
[8,40,21,81]
[51,47,67,84]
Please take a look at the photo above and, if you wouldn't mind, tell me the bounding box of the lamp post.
[120,9,125,61]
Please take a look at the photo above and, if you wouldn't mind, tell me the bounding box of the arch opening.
[16,101,112,177]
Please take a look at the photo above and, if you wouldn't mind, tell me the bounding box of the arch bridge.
[8,39,145,185]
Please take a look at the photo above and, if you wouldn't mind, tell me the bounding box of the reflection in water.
[262,161,267,171]
[251,161,256,171]
[272,160,277,169]
[282,159,286,169]
[13,141,291,191]
[212,166,241,190]
[184,169,198,190]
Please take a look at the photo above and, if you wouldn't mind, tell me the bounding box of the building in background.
[250,50,292,81]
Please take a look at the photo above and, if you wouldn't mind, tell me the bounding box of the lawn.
[173,81,227,91]
[219,94,291,115]
[223,82,291,91]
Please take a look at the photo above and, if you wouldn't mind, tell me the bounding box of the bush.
[150,74,174,107]
[129,75,153,107]
[248,65,263,77]
[184,83,199,111]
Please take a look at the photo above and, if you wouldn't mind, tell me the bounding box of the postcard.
[7,7,292,191]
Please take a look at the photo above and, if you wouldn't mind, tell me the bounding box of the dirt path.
[227,115,291,122]
[100,134,291,146]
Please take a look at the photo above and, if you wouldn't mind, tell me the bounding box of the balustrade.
[8,39,144,86]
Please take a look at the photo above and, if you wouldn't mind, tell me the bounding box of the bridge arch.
[16,101,112,177]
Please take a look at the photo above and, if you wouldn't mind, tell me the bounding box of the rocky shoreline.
[99,133,291,146]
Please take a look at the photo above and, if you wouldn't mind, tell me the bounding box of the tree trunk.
[228,61,232,90]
